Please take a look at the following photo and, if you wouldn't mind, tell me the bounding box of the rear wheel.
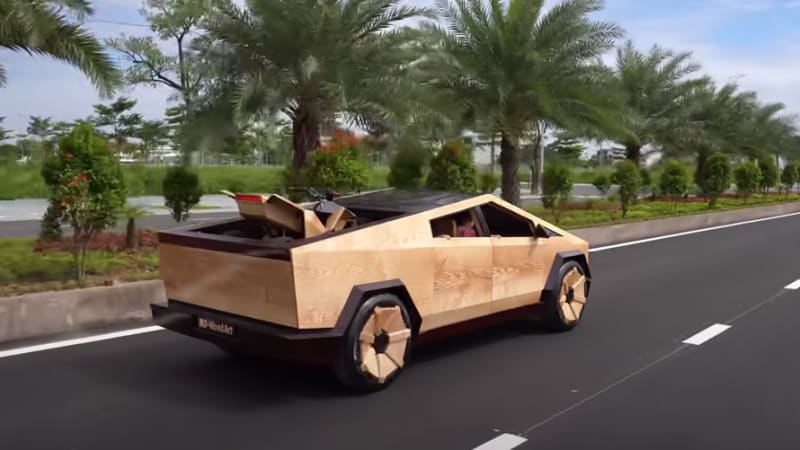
[543,260,589,332]
[333,294,413,392]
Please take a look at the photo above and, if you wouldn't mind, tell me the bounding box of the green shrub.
[300,133,369,192]
[40,124,126,281]
[758,156,778,195]
[703,153,732,208]
[611,160,640,219]
[781,161,799,197]
[426,140,477,193]
[541,163,573,223]
[478,170,500,194]
[388,144,428,190]
[734,160,762,202]
[592,172,611,195]
[659,159,691,211]
[163,165,202,222]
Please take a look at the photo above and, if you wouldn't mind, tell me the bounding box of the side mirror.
[533,223,550,238]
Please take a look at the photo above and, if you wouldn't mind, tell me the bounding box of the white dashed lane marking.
[682,324,731,346]
[784,279,800,290]
[472,433,527,450]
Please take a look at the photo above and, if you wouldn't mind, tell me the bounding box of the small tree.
[592,173,611,196]
[122,205,148,250]
[703,153,732,208]
[163,165,201,222]
[301,130,369,193]
[541,163,573,223]
[426,140,477,193]
[388,144,428,190]
[41,124,126,282]
[757,155,778,196]
[611,160,640,219]
[734,160,762,203]
[781,162,799,198]
[659,159,690,212]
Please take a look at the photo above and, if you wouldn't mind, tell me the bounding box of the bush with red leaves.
[34,230,158,254]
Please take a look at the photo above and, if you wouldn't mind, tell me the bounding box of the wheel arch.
[542,250,592,301]
[334,280,422,336]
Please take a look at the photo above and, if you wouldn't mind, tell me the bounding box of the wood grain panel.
[291,246,435,329]
[159,243,298,327]
[427,237,493,323]
[490,236,555,310]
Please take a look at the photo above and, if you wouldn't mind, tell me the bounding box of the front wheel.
[542,260,589,332]
[333,294,413,392]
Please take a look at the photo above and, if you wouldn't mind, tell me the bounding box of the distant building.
[594,147,626,165]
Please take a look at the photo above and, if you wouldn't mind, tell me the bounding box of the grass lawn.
[0,235,159,297]
[528,193,800,229]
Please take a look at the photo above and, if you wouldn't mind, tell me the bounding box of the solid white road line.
[0,326,163,359]
[682,324,731,346]
[590,211,800,253]
[472,433,527,450]
[785,279,800,290]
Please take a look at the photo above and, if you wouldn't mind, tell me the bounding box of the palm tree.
[0,0,120,96]
[419,0,631,205]
[610,40,707,167]
[199,0,434,180]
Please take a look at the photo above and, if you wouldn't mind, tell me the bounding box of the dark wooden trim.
[542,250,592,300]
[413,303,545,347]
[158,230,292,261]
[334,280,423,335]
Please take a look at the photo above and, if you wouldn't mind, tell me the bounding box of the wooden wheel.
[357,306,412,383]
[543,260,589,332]
[558,266,587,325]
[334,294,414,391]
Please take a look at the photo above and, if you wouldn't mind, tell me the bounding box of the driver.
[456,212,477,237]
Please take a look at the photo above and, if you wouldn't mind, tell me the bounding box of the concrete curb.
[0,280,166,344]
[2,200,799,345]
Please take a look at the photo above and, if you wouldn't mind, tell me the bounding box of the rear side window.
[479,203,533,237]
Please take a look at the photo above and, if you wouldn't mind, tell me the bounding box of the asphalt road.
[1,214,800,449]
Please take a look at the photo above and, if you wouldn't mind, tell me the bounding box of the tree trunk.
[500,133,521,205]
[695,147,709,195]
[291,105,321,181]
[126,218,136,250]
[625,143,642,167]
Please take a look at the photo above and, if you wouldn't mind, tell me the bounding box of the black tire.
[333,293,414,392]
[542,260,590,332]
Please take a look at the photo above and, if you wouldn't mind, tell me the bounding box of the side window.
[479,203,534,237]
[430,209,481,238]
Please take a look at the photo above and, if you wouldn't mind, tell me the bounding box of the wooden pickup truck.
[151,189,592,391]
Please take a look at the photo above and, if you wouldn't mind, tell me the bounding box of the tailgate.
[158,241,298,328]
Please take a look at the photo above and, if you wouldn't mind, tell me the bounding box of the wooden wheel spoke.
[561,301,577,322]
[570,275,585,291]
[359,331,375,344]
[374,306,406,333]
[376,353,398,383]
[362,315,377,335]
[387,328,411,342]
[360,347,380,379]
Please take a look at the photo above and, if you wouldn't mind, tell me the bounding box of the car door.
[424,207,494,330]
[479,202,555,313]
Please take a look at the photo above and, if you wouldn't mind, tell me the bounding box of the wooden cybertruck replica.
[151,188,592,391]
